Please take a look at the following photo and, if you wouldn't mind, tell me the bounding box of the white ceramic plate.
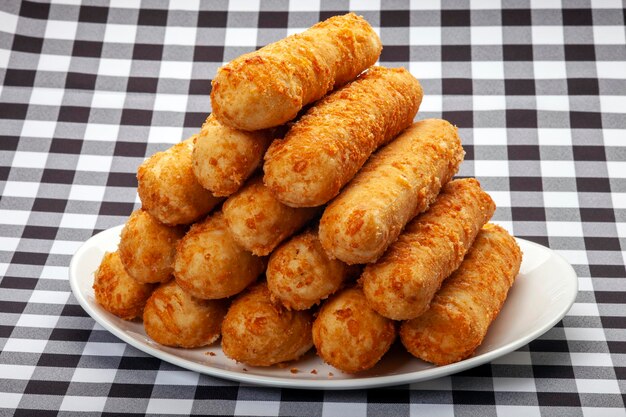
[69,225,578,390]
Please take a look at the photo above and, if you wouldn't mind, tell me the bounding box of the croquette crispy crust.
[266,227,360,310]
[361,178,496,320]
[221,283,313,366]
[263,66,423,208]
[101,12,526,374]
[118,209,184,284]
[211,13,381,131]
[192,115,273,197]
[319,119,464,265]
[174,212,265,299]
[93,251,156,320]
[143,280,228,348]
[137,136,222,225]
[400,224,522,365]
[222,176,320,256]
[312,287,396,373]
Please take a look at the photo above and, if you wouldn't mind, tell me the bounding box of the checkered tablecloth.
[1,0,625,415]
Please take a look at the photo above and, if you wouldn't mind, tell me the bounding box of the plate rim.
[69,225,578,390]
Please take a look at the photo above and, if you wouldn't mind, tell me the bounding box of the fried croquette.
[137,136,222,225]
[222,176,320,256]
[266,227,360,310]
[361,178,496,320]
[143,280,228,348]
[312,287,396,373]
[118,209,184,284]
[211,13,381,131]
[221,283,313,366]
[192,115,273,197]
[400,224,522,365]
[319,119,464,264]
[93,251,156,320]
[174,212,265,299]
[263,66,423,207]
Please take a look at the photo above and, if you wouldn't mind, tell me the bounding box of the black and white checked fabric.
[1,0,625,416]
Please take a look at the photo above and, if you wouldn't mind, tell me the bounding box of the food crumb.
[311,369,317,375]
[206,352,216,357]
[290,368,298,374]
[243,368,248,372]
[328,372,334,377]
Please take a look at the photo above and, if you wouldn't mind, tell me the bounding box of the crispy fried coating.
[267,227,360,310]
[211,13,381,131]
[143,280,228,348]
[118,209,184,284]
[221,283,313,366]
[319,119,464,264]
[312,287,396,373]
[137,136,222,225]
[222,176,320,256]
[93,251,156,320]
[400,224,522,365]
[192,115,273,197]
[361,178,496,320]
[174,212,265,299]
[264,66,423,207]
